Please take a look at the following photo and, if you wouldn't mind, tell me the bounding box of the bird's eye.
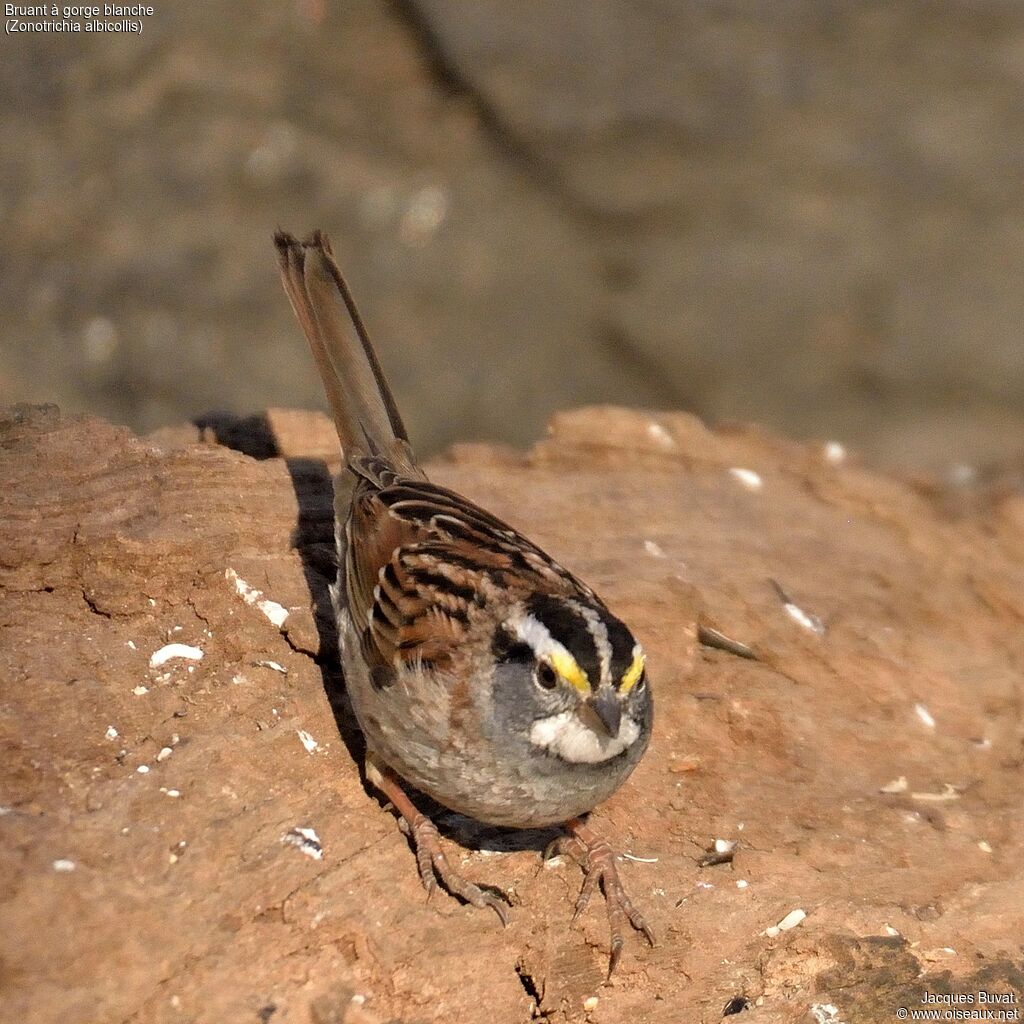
[535,662,558,690]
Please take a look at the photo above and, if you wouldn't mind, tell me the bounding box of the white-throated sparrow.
[275,231,654,975]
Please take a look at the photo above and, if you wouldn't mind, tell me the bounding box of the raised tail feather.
[274,230,418,473]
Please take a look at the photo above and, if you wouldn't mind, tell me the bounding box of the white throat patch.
[530,711,640,764]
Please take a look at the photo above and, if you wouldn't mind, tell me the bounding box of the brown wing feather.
[347,488,415,600]
[373,475,595,599]
[343,468,595,674]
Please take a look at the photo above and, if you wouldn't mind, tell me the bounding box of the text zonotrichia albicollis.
[275,231,654,975]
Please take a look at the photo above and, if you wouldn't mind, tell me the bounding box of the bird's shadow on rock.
[195,411,559,857]
[194,411,362,763]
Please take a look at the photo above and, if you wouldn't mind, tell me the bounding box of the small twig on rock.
[697,623,757,660]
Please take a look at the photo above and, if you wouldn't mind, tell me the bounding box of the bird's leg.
[364,752,509,926]
[547,817,655,978]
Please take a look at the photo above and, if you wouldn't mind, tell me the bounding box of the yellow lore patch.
[619,649,646,693]
[548,650,591,694]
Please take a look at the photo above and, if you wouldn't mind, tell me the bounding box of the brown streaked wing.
[368,546,469,669]
[343,469,598,674]
[344,476,484,672]
[344,483,423,638]
[375,478,596,601]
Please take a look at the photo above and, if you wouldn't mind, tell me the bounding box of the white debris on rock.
[643,539,666,558]
[728,467,763,491]
[52,859,76,873]
[914,703,936,729]
[880,776,908,794]
[782,600,826,635]
[132,686,149,696]
[771,579,826,635]
[910,784,960,803]
[225,568,290,629]
[149,644,204,669]
[764,907,806,937]
[811,1004,844,1024]
[714,838,736,855]
[297,729,319,754]
[777,908,806,930]
[256,660,288,675]
[282,826,323,860]
[156,747,173,762]
[105,726,119,741]
[646,422,675,448]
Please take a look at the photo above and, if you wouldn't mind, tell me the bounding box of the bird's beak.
[589,689,622,738]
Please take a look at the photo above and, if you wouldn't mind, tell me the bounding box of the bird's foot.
[407,811,509,925]
[367,755,509,926]
[546,818,655,978]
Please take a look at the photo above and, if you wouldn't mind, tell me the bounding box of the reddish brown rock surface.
[2,404,1023,1023]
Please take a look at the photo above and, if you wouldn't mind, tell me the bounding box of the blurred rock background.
[3,0,1024,473]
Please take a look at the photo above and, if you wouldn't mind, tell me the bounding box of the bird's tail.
[274,230,418,474]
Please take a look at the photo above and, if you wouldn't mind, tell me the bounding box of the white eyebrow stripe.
[513,613,573,663]
[570,601,612,686]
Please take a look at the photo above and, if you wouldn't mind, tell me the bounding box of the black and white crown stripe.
[568,601,613,685]
[524,593,639,691]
